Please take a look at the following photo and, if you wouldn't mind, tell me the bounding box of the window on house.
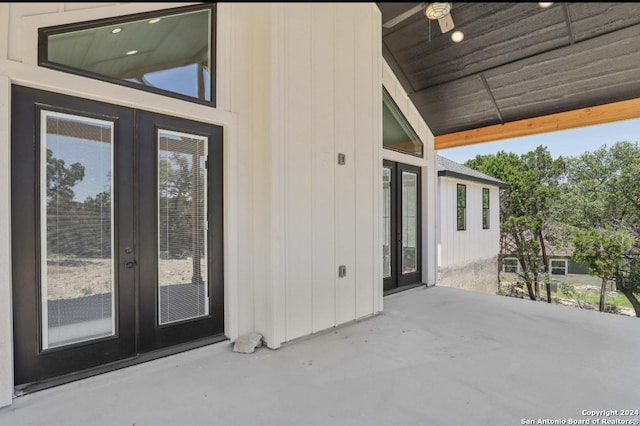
[382,88,423,157]
[503,258,519,273]
[482,187,490,229]
[457,184,466,231]
[550,259,568,275]
[39,5,215,104]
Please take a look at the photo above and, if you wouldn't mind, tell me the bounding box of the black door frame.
[137,110,224,352]
[11,85,224,390]
[383,160,422,294]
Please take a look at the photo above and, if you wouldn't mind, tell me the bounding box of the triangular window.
[383,88,423,157]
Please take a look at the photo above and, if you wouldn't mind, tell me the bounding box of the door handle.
[125,260,137,269]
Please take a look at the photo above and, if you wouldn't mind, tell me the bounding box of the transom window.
[382,88,423,157]
[39,5,215,104]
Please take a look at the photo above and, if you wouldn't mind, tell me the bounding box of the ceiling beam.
[434,97,640,150]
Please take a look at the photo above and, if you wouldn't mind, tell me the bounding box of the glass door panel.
[158,130,209,324]
[383,166,392,279]
[401,171,418,275]
[40,111,115,349]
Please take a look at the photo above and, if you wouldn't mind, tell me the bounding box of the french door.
[383,160,421,293]
[11,86,223,386]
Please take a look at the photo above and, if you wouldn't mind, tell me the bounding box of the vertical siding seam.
[352,5,357,319]
[329,8,335,327]
[0,4,8,61]
[308,5,314,333]
[249,6,257,333]
[332,3,338,327]
[368,5,373,314]
[283,7,289,342]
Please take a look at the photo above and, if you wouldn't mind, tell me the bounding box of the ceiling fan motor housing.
[425,2,452,20]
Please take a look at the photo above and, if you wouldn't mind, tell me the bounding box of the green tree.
[466,146,565,302]
[158,151,205,262]
[559,142,640,316]
[46,149,86,256]
[571,228,634,312]
[46,148,85,204]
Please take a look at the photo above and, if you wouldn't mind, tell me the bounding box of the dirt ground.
[45,256,203,300]
[499,272,636,317]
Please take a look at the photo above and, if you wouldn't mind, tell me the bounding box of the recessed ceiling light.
[111,28,122,34]
[126,50,138,56]
[149,18,161,24]
[538,2,554,8]
[451,30,464,43]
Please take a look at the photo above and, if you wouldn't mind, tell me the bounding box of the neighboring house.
[0,3,439,406]
[500,224,590,277]
[436,155,508,294]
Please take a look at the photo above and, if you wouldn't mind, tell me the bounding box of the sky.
[438,117,640,165]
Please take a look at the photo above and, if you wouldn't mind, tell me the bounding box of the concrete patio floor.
[2,286,639,426]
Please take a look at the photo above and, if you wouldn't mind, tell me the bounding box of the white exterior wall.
[0,2,385,406]
[381,61,438,287]
[437,177,501,268]
[230,3,383,344]
[223,3,382,344]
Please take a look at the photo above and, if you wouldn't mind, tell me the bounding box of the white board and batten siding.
[271,4,383,341]
[226,3,387,345]
[438,177,501,268]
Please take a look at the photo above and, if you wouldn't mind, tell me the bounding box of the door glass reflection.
[158,129,209,324]
[402,171,418,274]
[41,111,115,349]
[383,167,392,278]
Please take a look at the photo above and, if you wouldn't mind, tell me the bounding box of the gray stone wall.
[438,256,499,294]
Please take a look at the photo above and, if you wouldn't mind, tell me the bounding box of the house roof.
[437,155,508,188]
[501,224,575,258]
[377,3,640,143]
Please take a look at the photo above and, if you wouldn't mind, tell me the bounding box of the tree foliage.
[571,228,634,312]
[465,146,565,301]
[46,149,114,259]
[158,151,205,260]
[559,142,640,316]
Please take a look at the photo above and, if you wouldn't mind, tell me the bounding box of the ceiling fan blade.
[382,2,428,29]
[437,13,455,33]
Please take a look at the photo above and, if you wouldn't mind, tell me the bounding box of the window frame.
[482,187,490,230]
[503,258,520,274]
[382,87,424,158]
[37,3,216,107]
[549,259,568,276]
[456,183,466,231]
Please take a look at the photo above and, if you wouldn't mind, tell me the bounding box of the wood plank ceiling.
[377,2,640,146]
